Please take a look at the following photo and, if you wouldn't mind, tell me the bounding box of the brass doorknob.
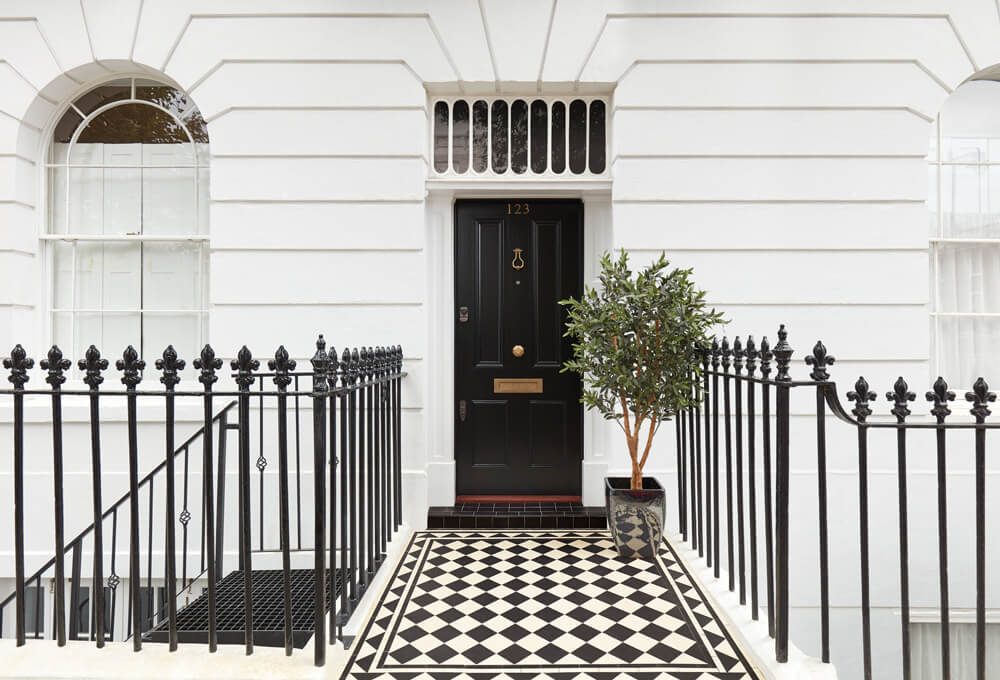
[512,345,525,358]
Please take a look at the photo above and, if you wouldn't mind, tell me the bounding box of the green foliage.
[561,251,724,486]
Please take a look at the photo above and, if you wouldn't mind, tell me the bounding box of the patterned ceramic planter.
[605,476,665,559]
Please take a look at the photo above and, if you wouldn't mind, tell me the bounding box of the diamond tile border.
[338,530,763,679]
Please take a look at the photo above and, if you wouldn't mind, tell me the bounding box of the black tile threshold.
[427,503,607,530]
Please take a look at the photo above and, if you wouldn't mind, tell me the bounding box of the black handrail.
[0,400,237,614]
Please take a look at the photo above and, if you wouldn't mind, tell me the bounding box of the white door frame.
[423,179,614,508]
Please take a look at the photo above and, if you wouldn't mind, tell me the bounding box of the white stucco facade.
[1,2,999,679]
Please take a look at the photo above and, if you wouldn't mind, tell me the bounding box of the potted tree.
[562,251,723,558]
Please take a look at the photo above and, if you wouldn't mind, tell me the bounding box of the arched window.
[928,80,1000,387]
[46,77,209,365]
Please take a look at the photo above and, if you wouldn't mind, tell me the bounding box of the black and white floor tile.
[339,530,761,680]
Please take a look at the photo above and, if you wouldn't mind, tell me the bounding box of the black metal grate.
[144,569,341,648]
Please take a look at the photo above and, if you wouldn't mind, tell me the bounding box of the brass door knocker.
[512,248,525,270]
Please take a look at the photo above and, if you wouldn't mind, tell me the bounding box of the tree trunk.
[631,463,643,490]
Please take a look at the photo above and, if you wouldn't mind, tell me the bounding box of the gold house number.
[507,202,530,215]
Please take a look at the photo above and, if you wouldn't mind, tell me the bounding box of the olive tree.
[561,251,724,489]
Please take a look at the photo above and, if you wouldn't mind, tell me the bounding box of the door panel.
[455,200,583,495]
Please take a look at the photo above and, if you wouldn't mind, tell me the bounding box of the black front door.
[454,199,583,495]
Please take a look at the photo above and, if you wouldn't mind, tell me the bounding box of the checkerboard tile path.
[339,530,762,680]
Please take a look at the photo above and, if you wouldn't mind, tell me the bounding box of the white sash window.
[929,80,1000,388]
[46,78,209,369]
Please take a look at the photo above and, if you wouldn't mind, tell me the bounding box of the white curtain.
[911,622,1000,679]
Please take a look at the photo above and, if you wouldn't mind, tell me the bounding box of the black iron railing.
[0,335,405,667]
[674,324,997,680]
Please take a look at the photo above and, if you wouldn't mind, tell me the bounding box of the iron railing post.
[310,336,330,666]
[41,346,70,646]
[232,346,259,656]
[270,345,296,656]
[5,345,32,647]
[772,325,792,664]
[194,345,222,652]
[157,347,184,651]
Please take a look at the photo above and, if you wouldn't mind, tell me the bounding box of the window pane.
[510,99,528,174]
[491,100,508,173]
[530,100,547,173]
[472,100,488,173]
[52,241,74,309]
[940,164,1000,239]
[433,101,449,173]
[73,79,131,117]
[76,242,141,311]
[76,103,190,144]
[53,108,83,144]
[141,165,199,236]
[551,101,566,174]
[452,100,469,174]
[936,243,1000,313]
[588,100,606,173]
[143,242,204,311]
[568,99,587,174]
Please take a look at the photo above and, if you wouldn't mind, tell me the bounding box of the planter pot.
[605,476,665,559]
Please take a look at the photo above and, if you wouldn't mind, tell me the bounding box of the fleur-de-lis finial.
[887,377,915,422]
[311,335,330,391]
[965,377,996,421]
[759,336,772,379]
[926,377,955,420]
[40,345,71,387]
[805,340,835,381]
[847,376,877,421]
[78,345,108,389]
[720,337,732,371]
[194,344,223,387]
[710,338,721,369]
[4,344,34,389]
[700,342,711,369]
[732,337,744,374]
[156,345,185,389]
[231,345,259,389]
[744,336,758,376]
[269,345,296,387]
[351,348,361,383]
[116,345,145,388]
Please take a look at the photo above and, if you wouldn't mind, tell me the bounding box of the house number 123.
[507,202,530,215]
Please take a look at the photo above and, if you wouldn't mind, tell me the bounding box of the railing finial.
[41,345,71,387]
[847,376,877,422]
[116,345,145,388]
[720,336,732,372]
[268,345,296,387]
[4,344,33,388]
[156,345,185,389]
[965,377,996,421]
[710,337,721,370]
[78,345,108,388]
[194,344,222,386]
[311,335,330,391]
[773,324,793,382]
[805,340,835,382]
[231,345,259,388]
[758,336,772,379]
[732,336,744,374]
[886,377,915,421]
[744,336,758,376]
[926,377,955,420]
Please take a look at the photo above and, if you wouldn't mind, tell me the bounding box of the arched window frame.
[42,75,209,369]
[928,79,1000,388]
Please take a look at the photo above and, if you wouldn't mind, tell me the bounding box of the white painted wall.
[0,1,998,678]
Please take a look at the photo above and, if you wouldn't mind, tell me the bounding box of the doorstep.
[427,502,607,529]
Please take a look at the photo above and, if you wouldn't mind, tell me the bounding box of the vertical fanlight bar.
[510,100,528,174]
[472,100,488,173]
[432,97,607,176]
[433,102,449,173]
[452,101,469,174]
[530,100,547,173]
[588,100,606,174]
[568,99,587,174]
[551,101,566,174]
[491,100,508,173]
